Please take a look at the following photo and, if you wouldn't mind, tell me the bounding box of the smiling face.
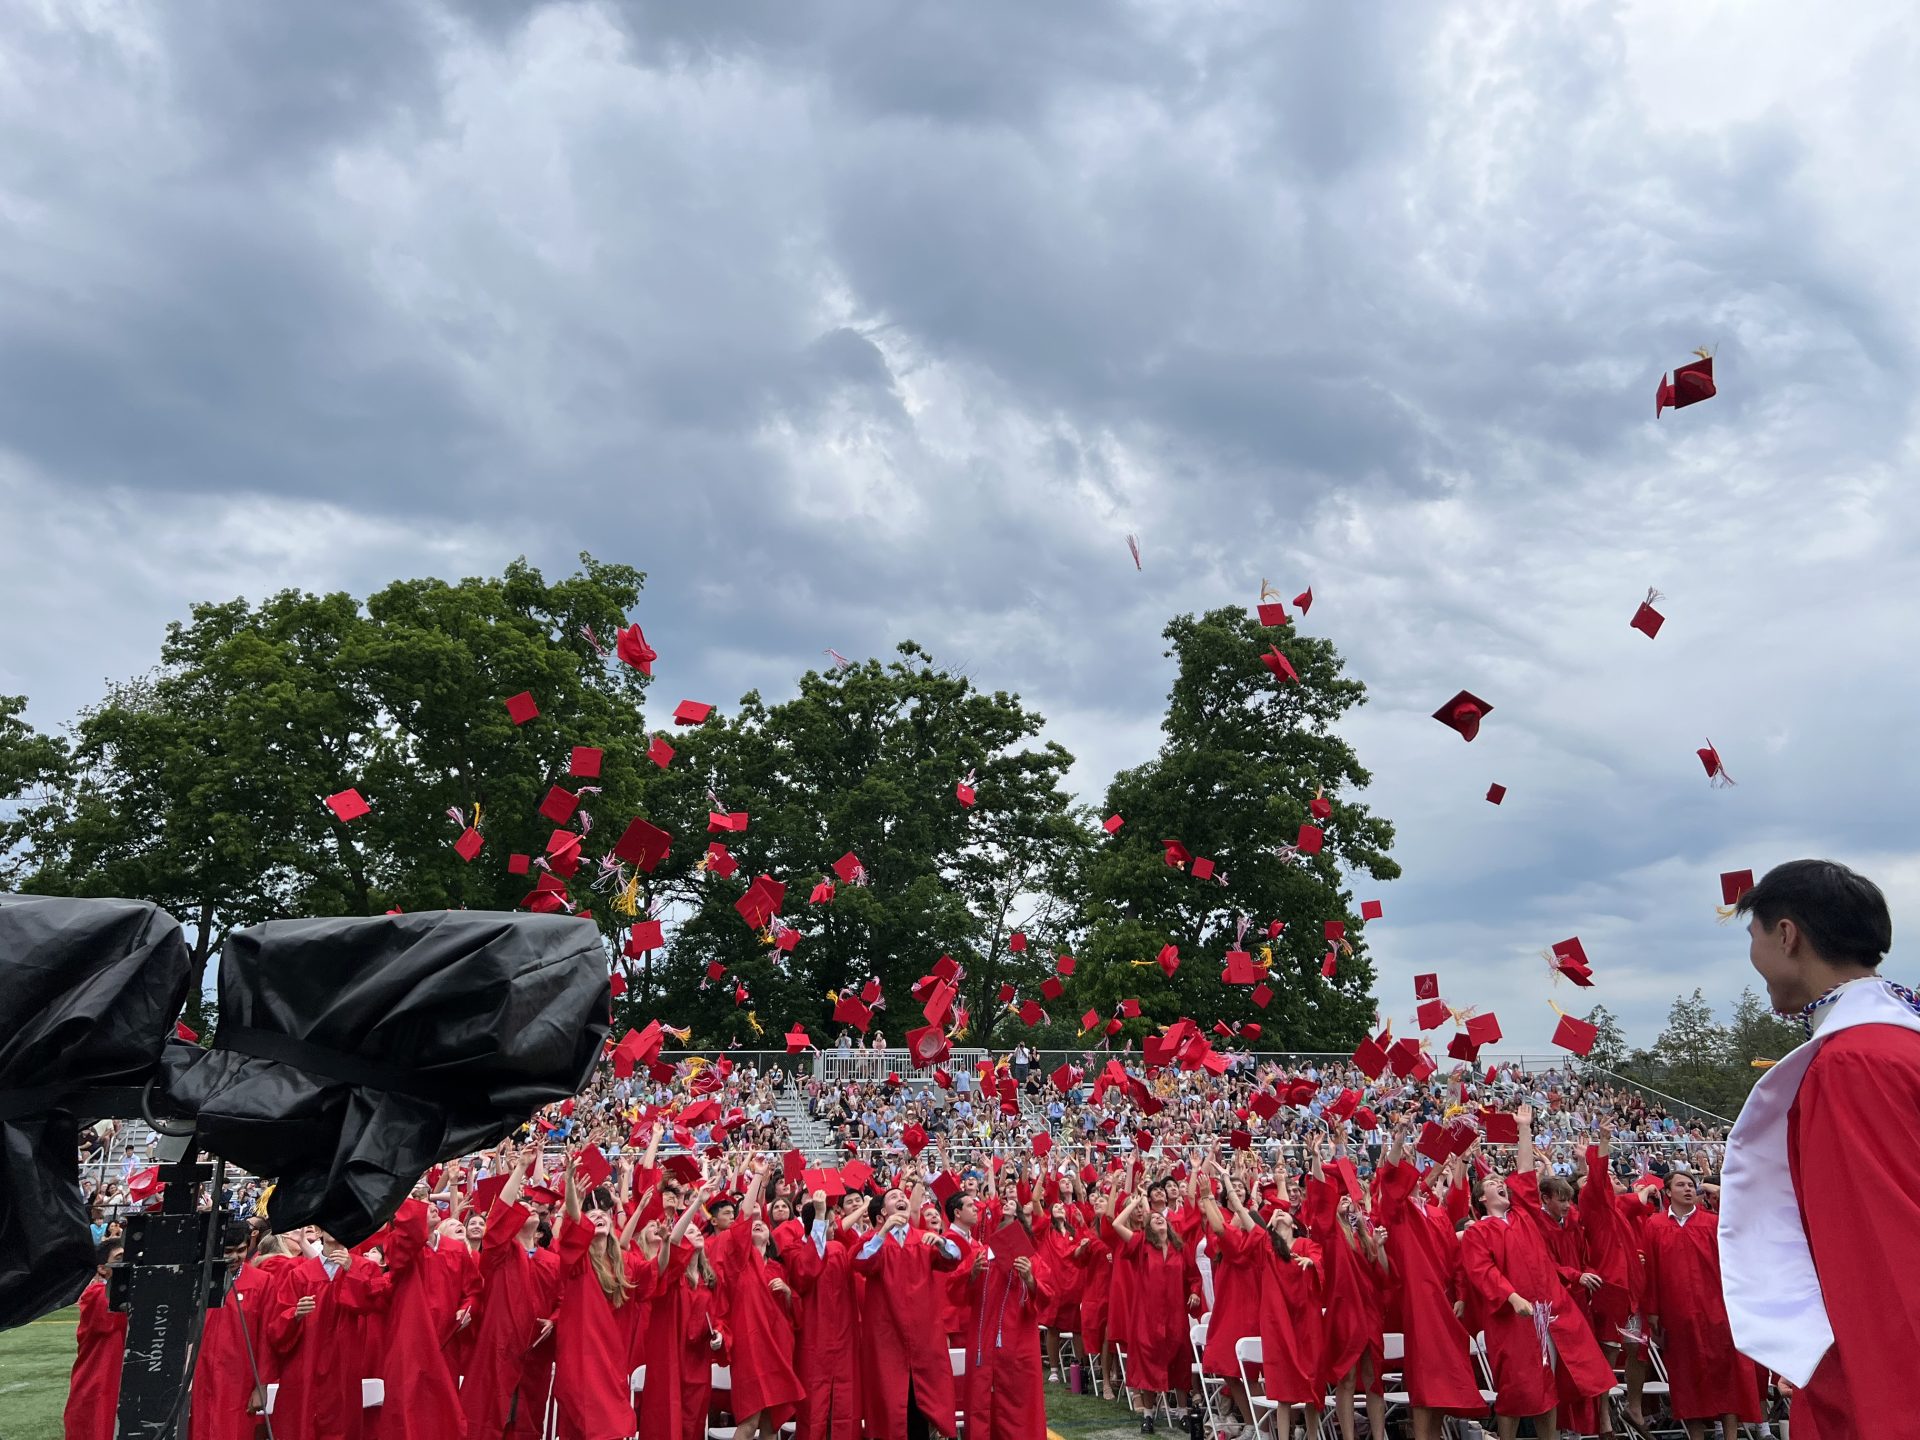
[1747,915,1809,1012]
[1480,1175,1511,1216]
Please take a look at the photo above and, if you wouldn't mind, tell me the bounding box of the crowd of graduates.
[64,1046,1773,1440]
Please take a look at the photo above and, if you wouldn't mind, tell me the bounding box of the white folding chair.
[1190,1319,1231,1437]
[705,1364,734,1440]
[1234,1335,1284,1440]
[951,1348,968,1437]
[1467,1332,1499,1410]
[631,1364,647,1395]
[1377,1332,1415,1430]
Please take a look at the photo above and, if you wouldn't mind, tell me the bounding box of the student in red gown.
[1721,858,1920,1438]
[1377,1114,1483,1440]
[375,1197,468,1440]
[1036,1197,1090,1384]
[785,1187,862,1440]
[1109,1188,1198,1420]
[1640,1172,1760,1439]
[508,1199,563,1440]
[707,1157,805,1440]
[852,1183,966,1440]
[552,1167,645,1440]
[1459,1106,1613,1440]
[1217,1163,1322,1431]
[190,1233,280,1440]
[1193,1165,1262,1433]
[63,1240,126,1440]
[680,1244,727,1440]
[631,1179,712,1440]
[940,1189,986,1352]
[266,1227,392,1440]
[1304,1138,1390,1440]
[962,1195,1055,1440]
[460,1153,547,1439]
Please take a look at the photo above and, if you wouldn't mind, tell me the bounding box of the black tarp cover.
[0,894,193,1328]
[165,910,609,1244]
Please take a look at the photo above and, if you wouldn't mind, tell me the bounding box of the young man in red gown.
[1721,858,1920,1439]
[62,1240,126,1440]
[1641,1173,1759,1439]
[852,1185,965,1440]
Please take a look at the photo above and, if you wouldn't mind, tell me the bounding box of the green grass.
[1046,1382,1154,1439]
[0,1307,75,1440]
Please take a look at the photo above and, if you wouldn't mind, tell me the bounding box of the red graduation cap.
[503,691,539,725]
[1118,997,1140,1017]
[540,787,580,824]
[1051,1063,1081,1092]
[1040,976,1064,1001]
[1630,589,1666,639]
[1486,783,1507,805]
[1552,1011,1599,1056]
[900,1124,930,1157]
[1222,950,1261,985]
[839,1159,874,1194]
[955,779,976,807]
[1006,930,1028,954]
[1018,1000,1046,1026]
[1248,1089,1280,1120]
[1656,352,1716,415]
[1103,813,1124,833]
[672,700,713,726]
[1465,1012,1503,1047]
[1720,869,1755,906]
[1387,1036,1422,1078]
[773,925,800,953]
[1414,973,1439,1000]
[1256,602,1290,627]
[1262,646,1299,683]
[508,852,531,875]
[1415,999,1449,1031]
[785,1025,810,1055]
[1479,1108,1520,1144]
[860,980,882,1005]
[1310,795,1333,820]
[1446,1031,1480,1062]
[1191,857,1216,882]
[932,1068,953,1090]
[735,875,785,929]
[1698,740,1735,787]
[705,843,738,878]
[569,746,603,779]
[921,978,958,1028]
[1296,824,1324,854]
[707,811,749,834]
[997,982,1016,1005]
[809,880,835,905]
[1228,1128,1252,1151]
[906,1025,950,1068]
[1320,952,1337,979]
[174,1020,199,1044]
[612,817,672,872]
[608,972,626,998]
[1432,690,1491,742]
[1250,983,1272,1008]
[662,1154,703,1186]
[454,828,485,862]
[615,624,656,675]
[1324,920,1346,942]
[1156,944,1180,977]
[1351,1036,1388,1079]
[469,1174,509,1217]
[832,995,873,1032]
[1416,1122,1451,1163]
[647,735,675,768]
[1161,839,1191,869]
[625,919,664,954]
[1552,936,1589,969]
[1326,1087,1361,1122]
[1294,587,1313,614]
[573,1145,613,1193]
[324,788,370,822]
[1284,1077,1318,1107]
[820,851,859,886]
[1055,954,1075,976]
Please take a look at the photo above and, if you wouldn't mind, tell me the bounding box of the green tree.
[1582,1003,1629,1070]
[1726,986,1799,1066]
[0,694,69,885]
[1072,608,1400,1051]
[623,643,1091,1048]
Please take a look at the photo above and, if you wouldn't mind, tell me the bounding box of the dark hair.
[866,1194,886,1226]
[710,1196,738,1217]
[942,1191,972,1222]
[1737,859,1892,968]
[96,1241,121,1267]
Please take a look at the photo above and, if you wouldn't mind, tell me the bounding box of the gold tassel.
[746,1011,763,1037]
[615,875,640,917]
[471,802,483,832]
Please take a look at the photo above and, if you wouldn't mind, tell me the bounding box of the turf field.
[0,1307,74,1440]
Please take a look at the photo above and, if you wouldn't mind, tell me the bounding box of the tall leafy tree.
[0,694,70,885]
[1580,1003,1629,1070]
[619,643,1091,1048]
[1072,608,1400,1052]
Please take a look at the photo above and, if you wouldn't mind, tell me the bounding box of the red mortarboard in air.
[540,787,580,824]
[1250,983,1272,1008]
[569,746,603,779]
[1552,937,1588,969]
[1103,814,1124,834]
[809,880,835,905]
[1161,839,1191,869]
[1262,647,1299,683]
[705,844,738,878]
[1432,690,1491,742]
[625,919,664,954]
[1056,954,1076,977]
[1353,1105,1380,1131]
[508,853,531,876]
[647,735,675,768]
[1320,952,1337,979]
[1630,588,1665,639]
[545,829,582,876]
[454,828,485,862]
[1051,1063,1081,1093]
[1415,999,1449,1031]
[1656,352,1716,416]
[1294,588,1313,615]
[1486,783,1507,805]
[932,1068,953,1090]
[704,961,725,981]
[830,851,864,884]
[1720,869,1755,906]
[1284,1077,1318,1107]
[1119,997,1140,1017]
[1256,601,1291,630]
[1324,920,1346,942]
[1360,900,1383,922]
[955,778,976,807]
[1447,1031,1480,1062]
[1156,944,1180,977]
[324,789,370,822]
[735,875,784,929]
[906,1025,950,1068]
[612,817,672,872]
[608,972,626,998]
[1018,1000,1046,1026]
[996,981,1016,1005]
[1416,1122,1451,1163]
[1698,740,1735,787]
[773,926,800,953]
[832,995,872,1032]
[673,700,713,726]
[1351,1036,1388,1079]
[175,1020,199,1043]
[1326,1087,1361,1122]
[1552,1011,1599,1056]
[1228,1128,1252,1151]
[1387,1036,1422,1078]
[1296,824,1324,854]
[1249,1089,1280,1120]
[1008,930,1027,953]
[1414,972,1439,1000]
[573,1145,612,1193]
[840,1159,874,1194]
[1222,950,1260,985]
[615,624,656,675]
[1310,795,1333,820]
[504,692,539,725]
[707,811,749,834]
[469,1174,508,1216]
[1479,1108,1520,1144]
[1040,976,1064,1001]
[1191,857,1216,882]
[900,1123,930,1157]
[1266,919,1284,938]
[1466,1012,1503,1047]
[861,980,882,1005]
[661,1154,702,1186]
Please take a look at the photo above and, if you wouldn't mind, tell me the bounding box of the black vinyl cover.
[0,895,193,1328]
[165,910,609,1244]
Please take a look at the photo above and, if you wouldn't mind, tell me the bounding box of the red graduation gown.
[1302,1177,1384,1389]
[1234,1226,1320,1407]
[632,1242,691,1440]
[1574,1154,1643,1349]
[63,1279,126,1440]
[680,1278,725,1440]
[458,1203,543,1439]
[1198,1225,1261,1378]
[964,1240,1054,1440]
[1115,1233,1193,1392]
[190,1259,277,1440]
[266,1254,392,1440]
[851,1225,964,1439]
[942,1226,983,1346]
[708,1219,803,1424]
[1378,1159,1481,1411]
[1641,1207,1760,1422]
[785,1223,861,1440]
[376,1200,468,1440]
[507,1242,562,1439]
[1786,1022,1920,1438]
[553,1217,644,1440]
[1459,1179,1611,1416]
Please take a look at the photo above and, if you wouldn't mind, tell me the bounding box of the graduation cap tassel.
[579,624,610,658]
[615,875,640,917]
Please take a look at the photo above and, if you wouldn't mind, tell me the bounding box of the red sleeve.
[785,1229,824,1292]
[483,1202,530,1258]
[335,1258,392,1314]
[383,1199,428,1276]
[1459,1224,1515,1312]
[1446,1170,1473,1227]
[1790,1029,1920,1413]
[558,1214,595,1270]
[1508,1170,1542,1218]
[1377,1158,1416,1221]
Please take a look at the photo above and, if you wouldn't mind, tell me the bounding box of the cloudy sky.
[4,0,1916,1062]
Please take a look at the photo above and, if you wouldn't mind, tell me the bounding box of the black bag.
[165,910,609,1244]
[0,895,193,1328]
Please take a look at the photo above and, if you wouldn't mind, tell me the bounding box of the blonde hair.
[589,1230,633,1307]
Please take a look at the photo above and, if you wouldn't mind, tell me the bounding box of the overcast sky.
[4,1,1916,1059]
